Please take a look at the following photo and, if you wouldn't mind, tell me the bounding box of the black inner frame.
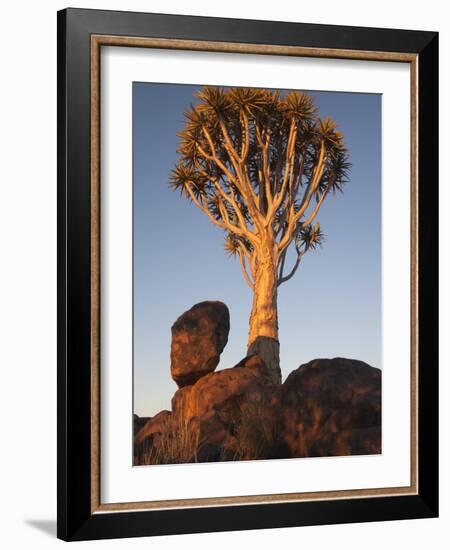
[57,8,438,541]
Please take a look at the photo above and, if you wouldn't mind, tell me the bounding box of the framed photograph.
[57,8,438,541]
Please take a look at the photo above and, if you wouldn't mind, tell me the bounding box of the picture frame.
[57,7,438,541]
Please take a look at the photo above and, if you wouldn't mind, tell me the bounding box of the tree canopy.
[170,86,350,289]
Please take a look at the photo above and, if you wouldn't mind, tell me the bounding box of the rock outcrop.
[135,356,281,464]
[172,355,275,421]
[309,426,381,457]
[133,410,171,465]
[281,358,381,457]
[135,303,382,465]
[133,414,150,436]
[170,301,230,388]
[134,410,171,447]
[171,355,282,461]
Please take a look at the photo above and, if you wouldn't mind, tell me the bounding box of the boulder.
[172,354,278,422]
[133,414,150,436]
[170,301,230,388]
[309,426,381,457]
[134,410,171,447]
[190,411,239,461]
[179,355,282,461]
[280,358,381,457]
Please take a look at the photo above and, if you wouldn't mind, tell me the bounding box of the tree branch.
[277,247,288,280]
[240,109,250,161]
[294,141,327,222]
[202,124,263,234]
[185,183,245,238]
[267,120,297,223]
[255,126,273,210]
[301,185,330,228]
[277,243,306,286]
[193,158,255,241]
[238,247,254,289]
[277,142,327,252]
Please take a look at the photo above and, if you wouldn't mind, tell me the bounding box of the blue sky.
[133,83,381,418]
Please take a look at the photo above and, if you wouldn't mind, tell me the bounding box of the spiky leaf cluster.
[296,223,325,251]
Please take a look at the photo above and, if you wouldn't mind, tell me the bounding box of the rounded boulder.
[170,301,230,387]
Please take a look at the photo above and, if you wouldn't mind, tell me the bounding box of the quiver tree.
[170,87,350,383]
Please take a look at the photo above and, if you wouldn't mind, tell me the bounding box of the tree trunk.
[247,252,281,384]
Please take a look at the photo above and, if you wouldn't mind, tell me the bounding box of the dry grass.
[137,390,279,465]
[140,414,200,465]
[232,391,278,461]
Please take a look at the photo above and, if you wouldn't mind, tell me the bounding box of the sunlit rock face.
[172,355,276,421]
[170,301,230,388]
[171,354,283,461]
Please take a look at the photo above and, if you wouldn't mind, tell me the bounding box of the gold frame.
[90,35,418,514]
